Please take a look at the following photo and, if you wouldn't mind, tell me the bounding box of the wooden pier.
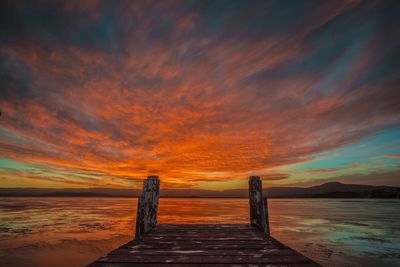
[88,176,321,267]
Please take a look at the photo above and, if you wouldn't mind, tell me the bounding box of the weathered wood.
[94,254,313,264]
[249,176,269,235]
[89,178,320,267]
[89,224,320,267]
[109,248,299,256]
[264,196,270,235]
[131,239,276,244]
[120,239,286,250]
[89,264,320,267]
[135,175,160,240]
[153,224,254,229]
[121,243,284,250]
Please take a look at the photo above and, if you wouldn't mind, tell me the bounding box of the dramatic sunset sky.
[0,0,399,190]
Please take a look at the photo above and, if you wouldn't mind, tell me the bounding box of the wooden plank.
[146,233,264,238]
[148,227,262,233]
[94,254,313,264]
[156,225,255,231]
[122,240,280,247]
[121,243,288,250]
[109,248,299,256]
[157,224,253,229]
[147,231,262,237]
[148,229,264,236]
[89,263,320,267]
[148,230,261,235]
[141,236,266,241]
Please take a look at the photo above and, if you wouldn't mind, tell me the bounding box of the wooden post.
[135,175,160,240]
[248,176,270,235]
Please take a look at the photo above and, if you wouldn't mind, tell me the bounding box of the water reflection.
[0,198,399,267]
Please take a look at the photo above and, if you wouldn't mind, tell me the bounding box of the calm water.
[0,198,399,267]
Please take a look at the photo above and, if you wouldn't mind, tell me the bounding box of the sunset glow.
[0,0,399,189]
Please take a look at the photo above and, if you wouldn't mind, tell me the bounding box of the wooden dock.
[88,176,321,267]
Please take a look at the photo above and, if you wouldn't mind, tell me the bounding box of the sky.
[0,0,399,190]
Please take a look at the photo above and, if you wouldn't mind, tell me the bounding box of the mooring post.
[248,176,270,235]
[135,175,160,240]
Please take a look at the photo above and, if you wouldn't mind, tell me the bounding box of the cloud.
[299,168,340,175]
[261,173,290,181]
[384,154,400,159]
[0,0,399,188]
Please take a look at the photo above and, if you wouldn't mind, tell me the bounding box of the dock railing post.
[248,176,270,235]
[135,175,160,240]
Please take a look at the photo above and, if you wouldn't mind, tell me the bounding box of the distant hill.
[265,181,400,198]
[0,182,399,198]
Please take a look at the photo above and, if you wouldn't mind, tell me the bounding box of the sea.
[0,198,399,267]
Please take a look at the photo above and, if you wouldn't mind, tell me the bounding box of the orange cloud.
[384,154,400,159]
[0,0,399,189]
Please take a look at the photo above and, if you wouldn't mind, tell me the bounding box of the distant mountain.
[309,188,400,198]
[265,182,398,198]
[0,182,399,198]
